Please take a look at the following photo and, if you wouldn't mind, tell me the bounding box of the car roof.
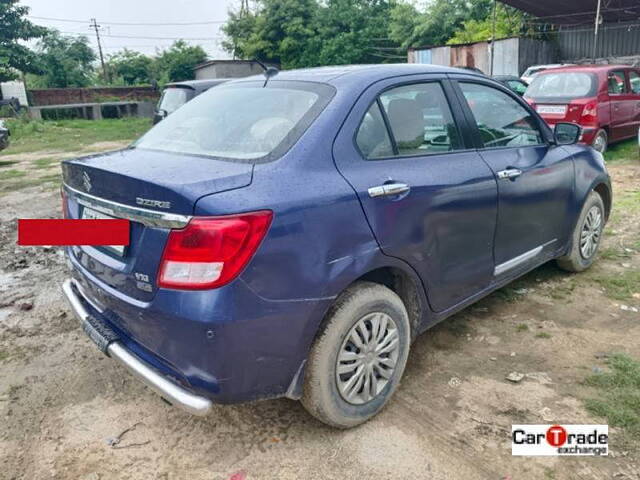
[233,64,484,85]
[536,64,636,75]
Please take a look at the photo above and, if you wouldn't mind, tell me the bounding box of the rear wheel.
[557,191,605,272]
[301,281,411,428]
[592,129,608,154]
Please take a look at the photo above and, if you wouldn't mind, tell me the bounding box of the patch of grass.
[599,245,633,261]
[0,160,18,168]
[516,323,529,332]
[0,172,61,194]
[3,117,151,155]
[0,169,26,180]
[604,138,637,164]
[31,157,60,169]
[591,270,640,301]
[535,332,552,339]
[585,354,640,435]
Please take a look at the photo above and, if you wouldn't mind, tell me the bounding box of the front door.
[453,79,575,272]
[333,77,498,313]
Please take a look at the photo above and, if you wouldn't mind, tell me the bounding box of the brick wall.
[28,86,159,106]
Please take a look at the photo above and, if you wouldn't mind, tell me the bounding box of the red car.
[525,65,640,153]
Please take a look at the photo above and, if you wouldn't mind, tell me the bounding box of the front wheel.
[301,282,411,428]
[557,191,605,272]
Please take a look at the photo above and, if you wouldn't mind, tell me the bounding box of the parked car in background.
[62,65,611,428]
[525,65,640,153]
[493,75,529,96]
[0,120,9,151]
[521,64,574,84]
[153,79,230,124]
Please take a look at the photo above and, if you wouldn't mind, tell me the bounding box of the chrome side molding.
[63,183,191,229]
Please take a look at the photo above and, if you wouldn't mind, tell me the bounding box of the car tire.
[301,281,411,428]
[592,129,608,154]
[557,191,605,273]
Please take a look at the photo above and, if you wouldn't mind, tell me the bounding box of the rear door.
[452,78,574,272]
[333,75,498,313]
[607,69,634,141]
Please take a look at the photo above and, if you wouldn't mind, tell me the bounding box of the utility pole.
[592,0,602,63]
[490,0,497,76]
[240,0,250,16]
[90,18,108,82]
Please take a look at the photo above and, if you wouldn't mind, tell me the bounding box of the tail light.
[157,211,273,290]
[581,100,598,125]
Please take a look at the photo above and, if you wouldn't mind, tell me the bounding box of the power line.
[58,31,224,41]
[28,15,226,26]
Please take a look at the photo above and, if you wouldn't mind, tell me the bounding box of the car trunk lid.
[62,148,253,301]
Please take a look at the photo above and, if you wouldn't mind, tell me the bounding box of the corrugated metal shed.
[408,38,557,76]
[557,22,640,61]
[500,0,640,25]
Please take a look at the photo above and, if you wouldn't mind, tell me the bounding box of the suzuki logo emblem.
[82,172,92,192]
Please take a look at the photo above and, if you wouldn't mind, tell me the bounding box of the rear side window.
[356,103,394,159]
[630,71,640,94]
[608,70,627,94]
[460,82,543,148]
[380,83,461,157]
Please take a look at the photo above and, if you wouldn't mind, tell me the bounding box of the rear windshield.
[158,87,191,114]
[526,72,596,100]
[137,81,334,162]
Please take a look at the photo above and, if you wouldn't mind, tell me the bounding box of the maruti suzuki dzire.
[62,65,611,428]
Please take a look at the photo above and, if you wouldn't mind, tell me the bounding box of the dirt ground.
[1,144,639,480]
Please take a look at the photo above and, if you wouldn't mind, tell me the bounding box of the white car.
[521,64,575,84]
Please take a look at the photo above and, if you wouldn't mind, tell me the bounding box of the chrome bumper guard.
[62,278,212,416]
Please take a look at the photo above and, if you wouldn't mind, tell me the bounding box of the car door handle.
[368,183,410,198]
[497,168,523,180]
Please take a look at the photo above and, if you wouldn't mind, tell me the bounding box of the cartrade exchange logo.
[512,425,608,456]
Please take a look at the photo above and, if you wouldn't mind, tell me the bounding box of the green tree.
[0,0,48,82]
[34,31,96,87]
[223,0,400,68]
[108,49,153,85]
[390,0,494,48]
[447,4,524,45]
[154,40,207,82]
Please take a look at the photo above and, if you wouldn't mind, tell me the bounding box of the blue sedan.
[61,64,611,428]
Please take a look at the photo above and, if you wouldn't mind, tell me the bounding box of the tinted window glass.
[608,70,627,94]
[630,71,640,94]
[356,103,394,159]
[137,82,333,162]
[526,72,595,99]
[460,83,543,148]
[378,83,461,156]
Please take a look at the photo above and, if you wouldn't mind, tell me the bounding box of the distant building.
[193,60,279,80]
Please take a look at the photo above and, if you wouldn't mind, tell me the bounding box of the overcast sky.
[21,0,237,59]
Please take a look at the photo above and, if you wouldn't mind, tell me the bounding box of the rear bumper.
[62,278,213,416]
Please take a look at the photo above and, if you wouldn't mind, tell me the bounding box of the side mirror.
[158,109,168,119]
[554,122,581,145]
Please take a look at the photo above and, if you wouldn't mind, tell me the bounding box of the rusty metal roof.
[500,0,640,25]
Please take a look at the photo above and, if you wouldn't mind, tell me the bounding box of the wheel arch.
[593,182,612,222]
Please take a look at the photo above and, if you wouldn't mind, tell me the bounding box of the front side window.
[137,81,334,162]
[608,70,627,94]
[378,82,461,157]
[460,82,543,148]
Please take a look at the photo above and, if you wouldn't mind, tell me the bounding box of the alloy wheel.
[580,206,602,259]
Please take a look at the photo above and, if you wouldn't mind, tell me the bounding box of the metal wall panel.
[557,22,640,61]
